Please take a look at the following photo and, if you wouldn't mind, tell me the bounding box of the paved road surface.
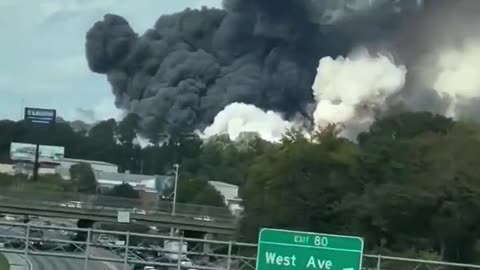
[6,249,130,270]
[28,252,126,270]
[0,221,131,270]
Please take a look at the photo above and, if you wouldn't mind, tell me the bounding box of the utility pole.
[170,163,180,236]
[32,144,40,181]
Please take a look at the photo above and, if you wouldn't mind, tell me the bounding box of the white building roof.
[208,180,244,216]
[208,181,239,189]
[96,178,156,189]
[57,158,117,167]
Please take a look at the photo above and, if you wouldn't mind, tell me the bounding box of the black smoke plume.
[85,0,423,133]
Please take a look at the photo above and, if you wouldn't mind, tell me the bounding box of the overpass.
[0,190,236,235]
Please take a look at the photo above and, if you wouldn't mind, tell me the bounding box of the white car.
[194,216,213,222]
[4,215,16,221]
[132,208,147,215]
[60,201,83,208]
[180,259,197,270]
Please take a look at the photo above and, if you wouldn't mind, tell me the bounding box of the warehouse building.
[208,181,244,216]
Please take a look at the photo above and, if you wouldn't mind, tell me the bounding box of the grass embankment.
[0,254,10,270]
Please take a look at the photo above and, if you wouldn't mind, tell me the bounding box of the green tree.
[144,118,168,146]
[351,119,480,262]
[409,123,480,262]
[239,126,359,242]
[117,113,140,147]
[0,120,19,162]
[89,119,117,145]
[180,134,272,187]
[176,177,226,207]
[358,112,453,145]
[70,163,97,194]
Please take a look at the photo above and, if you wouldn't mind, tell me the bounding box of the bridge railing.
[0,190,235,222]
[0,221,480,270]
[0,221,256,270]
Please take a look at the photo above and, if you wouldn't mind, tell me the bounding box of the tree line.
[1,112,480,263]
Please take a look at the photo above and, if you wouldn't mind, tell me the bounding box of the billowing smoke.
[312,48,407,139]
[85,0,416,137]
[85,0,480,142]
[200,102,294,142]
[433,41,480,118]
[390,0,480,120]
[85,0,325,134]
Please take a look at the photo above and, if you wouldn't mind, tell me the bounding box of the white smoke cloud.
[313,100,355,124]
[312,48,407,138]
[434,41,480,99]
[201,38,480,143]
[202,49,409,142]
[430,38,480,117]
[201,102,294,142]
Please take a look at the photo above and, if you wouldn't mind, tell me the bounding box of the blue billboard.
[24,107,56,125]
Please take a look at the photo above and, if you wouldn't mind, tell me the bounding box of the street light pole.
[170,163,180,236]
[172,163,179,216]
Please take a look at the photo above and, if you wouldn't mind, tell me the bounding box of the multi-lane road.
[28,247,128,270]
[0,216,131,270]
[6,251,125,270]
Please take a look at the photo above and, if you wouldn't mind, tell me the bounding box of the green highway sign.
[256,228,364,270]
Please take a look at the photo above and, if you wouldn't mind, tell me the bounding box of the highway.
[0,191,236,235]
[30,253,110,270]
[27,247,129,270]
[0,220,259,270]
[6,251,128,270]
[0,217,130,270]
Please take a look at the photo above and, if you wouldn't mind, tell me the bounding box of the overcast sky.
[0,0,221,122]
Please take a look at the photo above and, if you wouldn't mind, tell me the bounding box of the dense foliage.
[69,163,97,193]
[1,112,480,262]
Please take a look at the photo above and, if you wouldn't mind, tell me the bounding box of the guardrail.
[0,190,236,222]
[0,190,233,220]
[0,222,479,270]
[0,201,236,235]
[0,221,256,270]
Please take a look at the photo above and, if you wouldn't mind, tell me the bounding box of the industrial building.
[208,181,243,216]
[54,158,118,180]
[56,158,118,173]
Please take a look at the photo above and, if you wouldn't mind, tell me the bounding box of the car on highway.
[96,234,117,245]
[134,258,197,270]
[132,208,147,215]
[4,215,17,221]
[60,201,84,208]
[180,258,197,270]
[193,216,213,222]
[28,228,44,249]
[96,234,110,243]
[132,264,154,270]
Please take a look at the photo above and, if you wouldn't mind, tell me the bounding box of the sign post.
[23,107,56,181]
[256,229,364,270]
